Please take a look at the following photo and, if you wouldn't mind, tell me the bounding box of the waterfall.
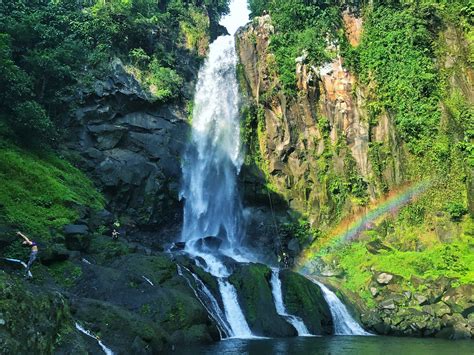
[179,0,254,339]
[180,0,248,249]
[177,265,232,338]
[270,269,312,336]
[312,281,372,336]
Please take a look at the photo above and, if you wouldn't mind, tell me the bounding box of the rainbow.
[296,180,431,272]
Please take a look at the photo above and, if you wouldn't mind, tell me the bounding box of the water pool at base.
[171,336,473,355]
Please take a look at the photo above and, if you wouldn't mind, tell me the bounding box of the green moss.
[88,237,130,265]
[0,271,74,353]
[48,260,83,288]
[0,145,104,239]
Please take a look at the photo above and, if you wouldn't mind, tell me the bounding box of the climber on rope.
[16,231,38,278]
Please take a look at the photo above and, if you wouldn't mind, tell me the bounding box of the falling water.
[179,0,254,338]
[313,280,372,336]
[180,0,249,250]
[75,323,114,355]
[177,265,232,338]
[270,269,312,336]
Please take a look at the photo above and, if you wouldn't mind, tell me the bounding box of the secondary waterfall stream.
[270,269,311,336]
[313,280,372,336]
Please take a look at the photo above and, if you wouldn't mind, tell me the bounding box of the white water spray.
[313,280,372,336]
[270,269,312,336]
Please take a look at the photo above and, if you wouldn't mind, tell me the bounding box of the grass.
[0,144,104,238]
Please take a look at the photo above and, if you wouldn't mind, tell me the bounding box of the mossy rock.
[71,297,167,353]
[0,271,78,354]
[280,270,333,335]
[229,263,296,337]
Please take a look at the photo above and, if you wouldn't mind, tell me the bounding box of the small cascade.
[217,278,253,337]
[75,322,114,355]
[177,265,232,338]
[195,254,254,338]
[270,269,311,336]
[313,280,372,336]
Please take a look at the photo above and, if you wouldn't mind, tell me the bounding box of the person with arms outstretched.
[16,231,38,278]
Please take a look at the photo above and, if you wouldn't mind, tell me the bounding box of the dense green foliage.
[356,3,441,148]
[249,0,342,95]
[0,144,104,237]
[0,0,228,144]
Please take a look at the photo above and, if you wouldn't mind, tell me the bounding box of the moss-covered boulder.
[229,263,296,337]
[280,270,333,335]
[0,271,80,354]
[71,253,220,346]
[70,297,167,353]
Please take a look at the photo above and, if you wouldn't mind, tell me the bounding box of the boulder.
[370,287,379,297]
[63,224,91,251]
[279,271,333,335]
[195,236,223,252]
[229,263,297,337]
[379,299,396,310]
[442,284,474,317]
[40,244,71,265]
[433,302,452,318]
[414,294,429,306]
[376,272,393,285]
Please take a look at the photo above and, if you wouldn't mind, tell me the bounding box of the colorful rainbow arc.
[296,180,431,272]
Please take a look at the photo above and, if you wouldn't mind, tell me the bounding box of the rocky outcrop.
[327,271,474,339]
[279,270,333,335]
[0,271,85,353]
[63,59,189,240]
[237,14,405,231]
[229,263,297,337]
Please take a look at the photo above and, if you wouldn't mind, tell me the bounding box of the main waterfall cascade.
[178,0,371,340]
[179,0,255,338]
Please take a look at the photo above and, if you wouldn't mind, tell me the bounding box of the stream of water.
[270,269,312,336]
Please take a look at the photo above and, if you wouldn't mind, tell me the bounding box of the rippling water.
[172,336,473,355]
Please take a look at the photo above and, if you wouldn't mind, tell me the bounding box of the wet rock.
[279,271,333,335]
[195,236,223,252]
[376,273,393,285]
[171,242,186,251]
[64,224,91,251]
[436,324,472,340]
[229,263,297,337]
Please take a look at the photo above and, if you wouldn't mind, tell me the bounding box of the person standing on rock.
[16,231,38,278]
[112,221,120,241]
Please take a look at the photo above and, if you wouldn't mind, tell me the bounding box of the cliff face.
[237,7,474,339]
[237,14,403,227]
[63,59,188,243]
